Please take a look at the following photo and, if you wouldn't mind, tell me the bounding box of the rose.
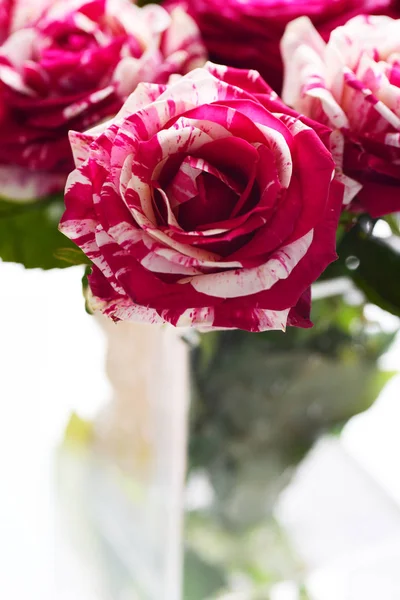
[0,0,206,201]
[0,0,206,200]
[59,63,344,332]
[281,15,400,218]
[170,0,400,95]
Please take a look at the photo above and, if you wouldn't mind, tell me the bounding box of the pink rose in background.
[59,63,344,332]
[281,15,400,218]
[0,0,206,201]
[171,0,400,95]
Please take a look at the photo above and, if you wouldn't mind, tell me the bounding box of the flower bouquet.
[1,0,400,597]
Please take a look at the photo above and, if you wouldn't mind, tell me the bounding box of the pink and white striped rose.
[281,15,400,217]
[167,0,400,96]
[59,63,344,332]
[0,0,206,201]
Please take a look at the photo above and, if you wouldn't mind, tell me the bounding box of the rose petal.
[180,230,313,298]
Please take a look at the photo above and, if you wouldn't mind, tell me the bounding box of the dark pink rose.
[0,0,206,201]
[281,15,400,218]
[59,63,344,332]
[170,0,400,95]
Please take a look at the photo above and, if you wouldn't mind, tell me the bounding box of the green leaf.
[53,247,91,265]
[339,226,400,317]
[0,196,90,269]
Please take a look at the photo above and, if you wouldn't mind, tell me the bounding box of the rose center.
[175,172,240,230]
[53,31,93,52]
[153,154,249,231]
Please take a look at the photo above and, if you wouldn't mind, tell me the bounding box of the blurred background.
[1,258,400,600]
